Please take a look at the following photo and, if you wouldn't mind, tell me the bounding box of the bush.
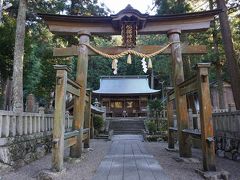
[158,120,168,132]
[93,115,104,131]
[146,121,157,134]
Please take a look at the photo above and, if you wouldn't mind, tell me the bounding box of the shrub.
[158,120,168,132]
[93,115,104,131]
[146,121,157,134]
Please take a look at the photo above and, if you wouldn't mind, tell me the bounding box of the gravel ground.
[145,141,240,180]
[0,139,239,180]
[0,139,111,180]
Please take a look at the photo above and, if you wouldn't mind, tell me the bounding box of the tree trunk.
[209,0,225,109]
[3,78,13,110]
[215,64,225,109]
[216,0,240,110]
[12,0,27,112]
[0,0,3,24]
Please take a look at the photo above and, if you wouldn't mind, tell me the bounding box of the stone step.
[112,127,145,130]
[95,134,109,139]
[113,129,144,135]
[109,119,145,135]
[110,122,144,127]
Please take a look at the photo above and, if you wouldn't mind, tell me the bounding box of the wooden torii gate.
[39,5,220,172]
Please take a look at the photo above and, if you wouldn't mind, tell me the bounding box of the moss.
[7,134,52,165]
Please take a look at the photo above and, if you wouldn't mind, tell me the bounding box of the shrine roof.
[93,76,160,95]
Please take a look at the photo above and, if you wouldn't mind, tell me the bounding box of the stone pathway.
[92,135,170,180]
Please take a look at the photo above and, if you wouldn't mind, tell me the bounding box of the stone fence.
[212,110,240,161]
[186,109,240,161]
[0,109,73,167]
[213,110,240,133]
[168,108,240,161]
[0,109,73,138]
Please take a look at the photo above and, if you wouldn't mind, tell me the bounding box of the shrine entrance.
[39,5,220,173]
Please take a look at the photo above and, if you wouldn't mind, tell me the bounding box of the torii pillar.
[70,31,90,157]
[168,29,192,157]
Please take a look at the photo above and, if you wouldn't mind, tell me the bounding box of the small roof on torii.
[93,76,160,95]
[38,5,221,35]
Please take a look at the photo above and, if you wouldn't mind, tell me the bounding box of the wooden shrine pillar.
[70,31,90,158]
[167,99,174,149]
[84,90,91,148]
[52,65,69,172]
[167,29,191,157]
[196,63,216,171]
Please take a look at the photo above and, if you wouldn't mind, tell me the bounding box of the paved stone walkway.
[92,135,170,180]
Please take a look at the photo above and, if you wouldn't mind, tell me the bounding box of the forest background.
[0,0,239,110]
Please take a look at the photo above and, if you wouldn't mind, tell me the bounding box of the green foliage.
[158,120,168,132]
[22,22,69,105]
[154,0,191,14]
[146,121,157,134]
[232,17,240,67]
[137,34,172,87]
[148,99,162,111]
[153,0,240,86]
[24,44,42,94]
[93,115,104,131]
[0,15,16,82]
[1,0,239,110]
[0,0,110,108]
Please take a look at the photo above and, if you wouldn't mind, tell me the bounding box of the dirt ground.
[0,139,111,180]
[145,141,240,180]
[0,139,239,180]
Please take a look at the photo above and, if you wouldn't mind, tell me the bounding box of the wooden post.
[168,29,191,157]
[70,31,90,158]
[167,99,174,149]
[52,65,69,172]
[90,114,94,139]
[0,114,2,137]
[84,90,91,148]
[196,63,216,171]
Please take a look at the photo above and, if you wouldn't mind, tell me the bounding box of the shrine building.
[93,76,160,117]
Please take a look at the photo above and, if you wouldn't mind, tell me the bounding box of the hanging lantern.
[127,54,132,64]
[148,58,152,69]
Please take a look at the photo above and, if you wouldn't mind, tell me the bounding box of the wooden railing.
[52,65,91,172]
[188,109,200,130]
[0,110,74,138]
[167,63,216,171]
[65,111,73,132]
